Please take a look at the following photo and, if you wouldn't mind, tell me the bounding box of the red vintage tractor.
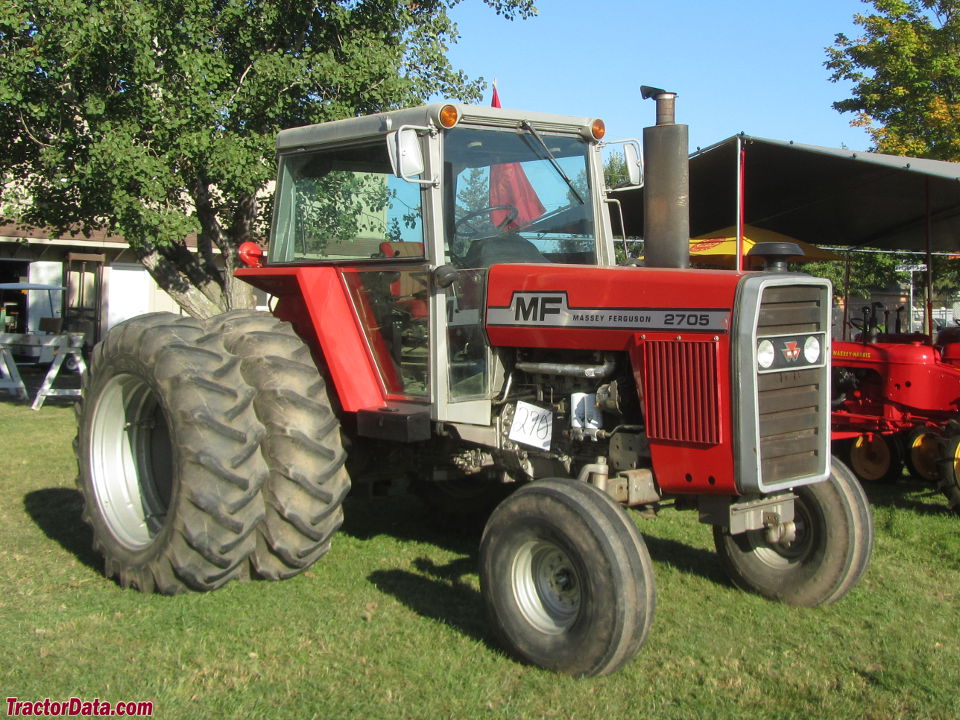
[75,92,871,676]
[832,300,960,510]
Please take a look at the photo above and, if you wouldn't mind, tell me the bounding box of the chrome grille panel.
[736,276,831,493]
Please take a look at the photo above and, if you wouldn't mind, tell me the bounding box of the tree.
[0,0,536,317]
[802,250,911,301]
[603,152,631,189]
[826,0,960,159]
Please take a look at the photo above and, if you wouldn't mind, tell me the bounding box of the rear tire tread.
[210,310,351,581]
[76,312,268,594]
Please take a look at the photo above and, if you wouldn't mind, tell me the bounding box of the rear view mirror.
[624,142,642,186]
[603,139,643,188]
[387,127,433,185]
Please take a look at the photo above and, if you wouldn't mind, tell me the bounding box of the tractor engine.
[481,263,833,503]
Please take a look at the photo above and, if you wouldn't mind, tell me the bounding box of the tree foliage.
[0,0,535,317]
[826,0,960,159]
[603,152,631,189]
[803,250,912,300]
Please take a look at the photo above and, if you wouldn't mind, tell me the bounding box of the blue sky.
[443,0,875,152]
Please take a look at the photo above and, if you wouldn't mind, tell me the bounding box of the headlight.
[803,335,821,364]
[757,339,775,369]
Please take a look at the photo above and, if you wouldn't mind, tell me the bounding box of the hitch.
[698,493,796,536]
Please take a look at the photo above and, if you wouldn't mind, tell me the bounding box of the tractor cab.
[240,103,625,427]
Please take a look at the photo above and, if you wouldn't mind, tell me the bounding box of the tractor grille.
[737,280,831,493]
[757,286,825,484]
[642,338,720,445]
[757,368,823,483]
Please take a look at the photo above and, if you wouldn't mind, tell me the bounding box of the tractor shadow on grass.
[23,487,101,571]
[857,478,956,517]
[341,493,484,556]
[344,493,731,644]
[640,533,731,587]
[343,494,491,644]
[368,559,489,645]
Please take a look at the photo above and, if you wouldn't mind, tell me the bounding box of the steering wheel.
[455,204,519,237]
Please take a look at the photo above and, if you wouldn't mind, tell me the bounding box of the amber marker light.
[439,104,460,128]
[591,119,606,140]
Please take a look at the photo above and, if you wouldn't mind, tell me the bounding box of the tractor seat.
[463,234,548,268]
[378,241,428,319]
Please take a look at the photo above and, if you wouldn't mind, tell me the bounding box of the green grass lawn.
[1,397,959,719]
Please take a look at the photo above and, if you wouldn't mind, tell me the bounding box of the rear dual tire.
[77,314,267,593]
[76,311,348,593]
[212,311,350,579]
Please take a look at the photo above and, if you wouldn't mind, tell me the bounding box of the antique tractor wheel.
[479,478,655,677]
[76,313,267,593]
[904,426,942,482]
[713,458,873,607]
[937,434,960,514]
[847,433,904,483]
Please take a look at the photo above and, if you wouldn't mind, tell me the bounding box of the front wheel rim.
[512,539,581,634]
[88,373,174,550]
[749,498,816,569]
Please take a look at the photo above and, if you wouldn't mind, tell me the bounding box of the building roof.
[611,134,960,253]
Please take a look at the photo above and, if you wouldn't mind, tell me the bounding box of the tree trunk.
[137,244,225,319]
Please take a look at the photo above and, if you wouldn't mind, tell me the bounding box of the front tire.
[713,458,873,607]
[76,313,268,593]
[479,479,655,677]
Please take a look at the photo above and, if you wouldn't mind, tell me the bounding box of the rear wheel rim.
[512,539,581,634]
[89,373,173,550]
[910,431,940,481]
[951,439,960,489]
[851,435,891,481]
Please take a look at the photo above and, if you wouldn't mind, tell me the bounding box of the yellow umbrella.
[690,225,842,268]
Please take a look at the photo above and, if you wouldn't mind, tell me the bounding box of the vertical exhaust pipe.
[641,86,689,269]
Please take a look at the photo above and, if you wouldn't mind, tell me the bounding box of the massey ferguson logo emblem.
[485,291,730,332]
[782,341,801,362]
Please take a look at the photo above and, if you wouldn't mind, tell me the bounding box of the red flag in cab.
[489,83,544,228]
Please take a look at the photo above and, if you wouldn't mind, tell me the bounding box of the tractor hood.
[484,264,743,350]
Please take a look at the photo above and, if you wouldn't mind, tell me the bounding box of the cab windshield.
[443,127,598,267]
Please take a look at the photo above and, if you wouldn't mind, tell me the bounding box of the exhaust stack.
[641,86,689,269]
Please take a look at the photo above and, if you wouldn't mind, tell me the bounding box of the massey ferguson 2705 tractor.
[832,302,960,511]
[75,91,872,677]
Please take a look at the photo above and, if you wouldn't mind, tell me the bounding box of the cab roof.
[275,103,601,152]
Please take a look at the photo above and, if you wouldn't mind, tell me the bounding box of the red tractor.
[832,301,960,510]
[75,92,871,676]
